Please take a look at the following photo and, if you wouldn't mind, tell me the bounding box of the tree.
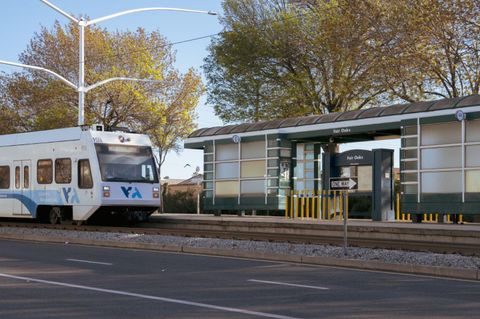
[0,20,203,167]
[206,0,480,123]
[204,0,391,123]
[380,0,480,100]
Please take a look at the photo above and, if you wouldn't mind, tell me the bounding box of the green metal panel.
[401,193,480,215]
[203,196,280,211]
[184,141,206,149]
[419,115,456,124]
[287,122,400,140]
[400,119,417,126]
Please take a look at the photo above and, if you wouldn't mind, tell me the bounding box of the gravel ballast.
[1,226,479,271]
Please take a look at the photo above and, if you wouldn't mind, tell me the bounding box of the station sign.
[334,149,372,166]
[330,177,358,190]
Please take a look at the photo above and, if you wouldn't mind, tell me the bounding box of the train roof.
[0,126,152,147]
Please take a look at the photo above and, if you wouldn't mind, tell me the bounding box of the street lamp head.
[208,11,217,16]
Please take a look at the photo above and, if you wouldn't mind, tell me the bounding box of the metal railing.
[285,190,348,220]
[394,193,464,223]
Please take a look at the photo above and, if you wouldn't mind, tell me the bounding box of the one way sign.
[330,177,358,190]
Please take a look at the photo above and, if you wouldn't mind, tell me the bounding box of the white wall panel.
[241,140,265,159]
[466,170,480,192]
[241,161,265,178]
[216,162,239,179]
[421,147,461,169]
[421,122,461,145]
[240,180,265,194]
[215,144,238,161]
[466,145,480,167]
[215,181,239,196]
[466,120,480,142]
[421,171,462,193]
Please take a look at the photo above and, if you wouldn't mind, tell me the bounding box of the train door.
[13,160,31,216]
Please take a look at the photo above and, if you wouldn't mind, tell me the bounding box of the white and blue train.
[0,125,160,224]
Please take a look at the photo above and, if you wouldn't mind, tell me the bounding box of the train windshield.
[95,144,159,183]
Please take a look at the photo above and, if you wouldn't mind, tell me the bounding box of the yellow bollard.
[333,191,337,219]
[306,190,310,219]
[329,190,333,220]
[322,190,327,220]
[312,192,315,218]
[459,214,463,223]
[316,190,320,219]
[312,191,316,219]
[290,191,293,219]
[289,190,294,218]
[447,214,451,223]
[339,191,343,220]
[396,193,400,221]
[285,191,289,218]
[295,191,300,218]
[407,213,411,221]
[326,190,330,220]
[300,190,304,219]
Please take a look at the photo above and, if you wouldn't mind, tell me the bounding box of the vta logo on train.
[62,187,79,204]
[121,186,142,199]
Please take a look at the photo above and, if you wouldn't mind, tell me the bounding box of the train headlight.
[103,186,110,198]
[153,186,159,198]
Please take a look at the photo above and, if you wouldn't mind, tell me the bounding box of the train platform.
[151,213,480,233]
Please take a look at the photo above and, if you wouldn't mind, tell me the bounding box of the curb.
[0,233,478,281]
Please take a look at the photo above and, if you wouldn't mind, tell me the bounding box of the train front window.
[95,144,158,183]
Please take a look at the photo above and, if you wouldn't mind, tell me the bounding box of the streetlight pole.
[0,0,217,126]
[79,18,86,126]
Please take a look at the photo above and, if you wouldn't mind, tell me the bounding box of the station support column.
[372,149,394,221]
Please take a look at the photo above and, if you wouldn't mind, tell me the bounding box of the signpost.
[329,177,356,255]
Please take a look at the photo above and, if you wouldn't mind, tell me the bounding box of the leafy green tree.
[380,0,480,100]
[206,0,480,123]
[0,20,203,167]
[204,0,391,123]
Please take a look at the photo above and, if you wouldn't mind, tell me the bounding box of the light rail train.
[0,125,160,224]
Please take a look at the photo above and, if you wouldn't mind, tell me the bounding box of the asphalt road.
[0,239,478,319]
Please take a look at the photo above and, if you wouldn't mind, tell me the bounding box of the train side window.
[15,166,20,189]
[0,166,11,189]
[55,158,72,184]
[37,159,53,184]
[24,166,29,188]
[78,159,93,189]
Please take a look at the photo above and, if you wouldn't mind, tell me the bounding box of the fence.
[284,191,464,223]
[285,190,348,220]
[395,194,463,223]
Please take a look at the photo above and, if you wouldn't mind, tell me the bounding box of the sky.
[0,0,223,179]
[0,0,398,180]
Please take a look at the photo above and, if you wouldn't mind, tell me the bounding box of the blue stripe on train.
[0,190,64,217]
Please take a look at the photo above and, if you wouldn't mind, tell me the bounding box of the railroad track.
[0,218,479,256]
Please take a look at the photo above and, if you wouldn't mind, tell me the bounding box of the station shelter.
[184,95,480,222]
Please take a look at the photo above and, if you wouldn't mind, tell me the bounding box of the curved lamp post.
[0,0,216,126]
